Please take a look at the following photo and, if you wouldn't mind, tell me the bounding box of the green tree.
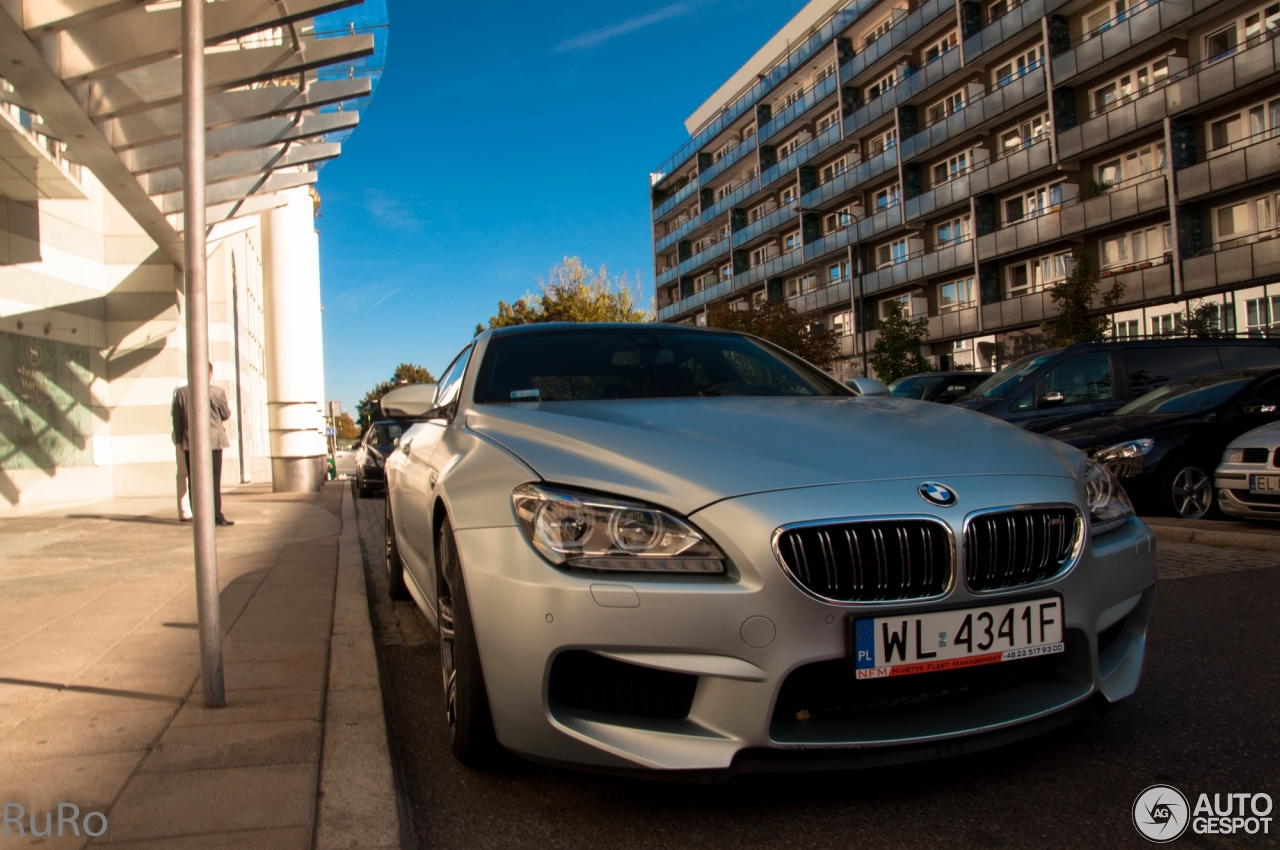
[478,257,650,333]
[868,300,933,384]
[357,362,438,428]
[706,298,840,370]
[1184,300,1223,338]
[334,412,361,440]
[1040,248,1125,346]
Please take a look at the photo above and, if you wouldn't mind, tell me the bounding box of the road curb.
[314,486,402,849]
[1146,522,1280,552]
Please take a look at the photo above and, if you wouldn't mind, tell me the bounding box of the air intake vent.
[964,507,1081,592]
[549,651,696,719]
[1241,447,1270,464]
[773,519,952,602]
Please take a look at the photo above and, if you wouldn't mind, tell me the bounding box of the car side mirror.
[1038,390,1066,407]
[1241,402,1279,415]
[392,437,400,447]
[844,377,891,397]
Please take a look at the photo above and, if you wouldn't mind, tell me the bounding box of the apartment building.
[649,0,1280,379]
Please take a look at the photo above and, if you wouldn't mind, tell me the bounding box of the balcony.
[657,265,679,287]
[649,0,878,181]
[802,202,904,263]
[800,146,898,210]
[738,246,806,289]
[1057,34,1280,161]
[761,123,842,191]
[860,239,974,295]
[1052,0,1193,86]
[654,214,702,254]
[699,134,757,186]
[927,304,980,340]
[653,179,697,222]
[702,176,760,226]
[678,238,731,276]
[734,203,797,247]
[1177,131,1280,202]
[655,278,735,322]
[839,0,954,88]
[900,69,1046,164]
[760,73,839,143]
[976,200,1071,261]
[787,277,852,316]
[978,260,1173,330]
[963,0,1070,62]
[907,139,1053,221]
[1184,238,1280,293]
[1059,172,1167,237]
[1103,258,1175,306]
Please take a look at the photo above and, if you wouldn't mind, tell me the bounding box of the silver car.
[1215,420,1280,520]
[384,323,1157,776]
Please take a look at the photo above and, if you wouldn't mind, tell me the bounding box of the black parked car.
[355,420,403,497]
[1046,367,1280,519]
[951,338,1280,432]
[888,371,990,404]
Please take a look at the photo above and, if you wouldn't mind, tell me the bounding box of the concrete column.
[261,186,326,492]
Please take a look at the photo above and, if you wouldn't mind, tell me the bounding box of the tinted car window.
[889,375,946,399]
[1233,377,1280,414]
[1042,352,1114,404]
[1219,344,1280,369]
[435,345,473,413]
[933,374,988,403]
[1124,346,1221,398]
[1115,374,1253,415]
[369,423,402,445]
[475,328,847,402]
[965,351,1059,399]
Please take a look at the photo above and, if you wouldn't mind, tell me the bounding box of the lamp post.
[792,203,866,377]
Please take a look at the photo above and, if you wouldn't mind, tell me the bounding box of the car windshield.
[1113,374,1253,415]
[962,351,1060,399]
[474,327,849,402]
[889,375,947,399]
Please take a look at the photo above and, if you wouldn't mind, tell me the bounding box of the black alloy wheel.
[384,498,411,600]
[1164,462,1214,520]
[436,517,500,765]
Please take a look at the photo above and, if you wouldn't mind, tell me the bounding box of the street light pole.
[183,0,225,708]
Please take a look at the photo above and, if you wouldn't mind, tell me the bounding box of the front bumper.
[455,475,1157,774]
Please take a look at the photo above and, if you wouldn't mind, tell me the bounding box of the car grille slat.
[964,508,1080,592]
[1240,447,1270,464]
[775,520,951,602]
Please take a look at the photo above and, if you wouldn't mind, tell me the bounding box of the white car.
[1215,419,1280,520]
[384,323,1157,777]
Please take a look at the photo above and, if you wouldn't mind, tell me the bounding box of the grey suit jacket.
[171,384,232,451]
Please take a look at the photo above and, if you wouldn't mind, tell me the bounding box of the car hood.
[1047,412,1198,448]
[466,397,1081,514]
[1227,419,1280,449]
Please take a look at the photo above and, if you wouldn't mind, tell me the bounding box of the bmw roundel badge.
[918,482,957,507]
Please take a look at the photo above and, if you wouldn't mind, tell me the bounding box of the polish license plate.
[1249,474,1280,494]
[850,596,1064,679]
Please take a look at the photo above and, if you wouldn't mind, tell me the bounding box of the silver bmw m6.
[383,323,1156,777]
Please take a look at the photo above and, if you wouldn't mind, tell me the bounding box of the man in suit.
[172,363,234,526]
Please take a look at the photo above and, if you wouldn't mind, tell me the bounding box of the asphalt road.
[355,493,1280,850]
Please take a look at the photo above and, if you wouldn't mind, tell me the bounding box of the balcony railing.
[907,142,1053,221]
[1052,0,1191,85]
[1184,236,1280,293]
[649,0,879,183]
[1059,171,1167,238]
[652,179,697,222]
[702,175,760,226]
[927,304,980,341]
[655,277,735,322]
[656,265,679,287]
[802,202,904,263]
[698,134,757,186]
[963,0,1070,62]
[1178,129,1280,202]
[738,245,806,289]
[838,0,954,88]
[760,123,842,192]
[759,73,839,143]
[678,237,731,276]
[654,214,702,254]
[734,203,797,247]
[800,146,898,210]
[787,277,853,316]
[900,69,1046,164]
[859,239,973,296]
[977,199,1072,261]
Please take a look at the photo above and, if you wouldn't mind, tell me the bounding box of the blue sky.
[317,0,810,413]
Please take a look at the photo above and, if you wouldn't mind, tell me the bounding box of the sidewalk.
[0,483,399,849]
[1142,514,1280,552]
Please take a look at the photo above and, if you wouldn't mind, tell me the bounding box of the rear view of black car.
[355,420,402,497]
[952,339,1280,433]
[888,371,989,404]
[1046,368,1280,519]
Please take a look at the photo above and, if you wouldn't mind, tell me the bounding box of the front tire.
[1163,462,1213,519]
[385,499,410,601]
[436,517,500,765]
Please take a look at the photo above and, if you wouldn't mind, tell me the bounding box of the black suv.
[355,420,403,497]
[951,339,1280,432]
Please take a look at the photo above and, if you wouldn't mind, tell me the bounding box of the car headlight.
[511,484,725,573]
[1084,460,1135,536]
[1093,439,1154,463]
[1224,448,1244,464]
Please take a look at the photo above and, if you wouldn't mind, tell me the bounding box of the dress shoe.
[180,516,192,523]
[215,517,235,527]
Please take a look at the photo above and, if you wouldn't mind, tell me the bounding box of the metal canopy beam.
[97,78,369,150]
[154,168,317,214]
[0,4,184,266]
[77,34,375,121]
[137,140,340,195]
[43,0,360,83]
[122,111,357,174]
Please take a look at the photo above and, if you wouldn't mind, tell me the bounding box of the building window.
[1209,98,1280,156]
[814,61,836,85]
[928,90,966,124]
[1096,142,1165,186]
[824,207,856,232]
[715,181,735,201]
[999,113,1050,157]
[1100,225,1170,269]
[867,70,897,101]
[817,109,841,134]
[1084,0,1152,39]
[993,46,1044,88]
[924,31,958,64]
[1150,311,1184,337]
[862,15,895,48]
[880,293,912,317]
[868,127,898,155]
[988,0,1024,20]
[938,277,975,312]
[781,185,797,205]
[1006,251,1071,296]
[1206,2,1280,62]
[832,310,853,335]
[751,245,775,267]
[932,150,970,185]
[1090,57,1172,117]
[1213,193,1280,247]
[874,183,901,209]
[876,238,910,268]
[935,215,972,246]
[1004,182,1064,224]
[786,274,819,298]
[1114,319,1141,339]
[828,260,851,281]
[821,156,847,184]
[1246,296,1280,335]
[784,230,802,252]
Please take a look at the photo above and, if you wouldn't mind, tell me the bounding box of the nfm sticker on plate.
[851,596,1064,679]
